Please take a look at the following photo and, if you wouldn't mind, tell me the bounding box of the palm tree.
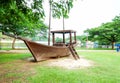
[48,0,52,46]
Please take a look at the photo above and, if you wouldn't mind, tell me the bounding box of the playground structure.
[3,30,80,62]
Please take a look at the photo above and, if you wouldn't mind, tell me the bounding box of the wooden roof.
[51,30,76,34]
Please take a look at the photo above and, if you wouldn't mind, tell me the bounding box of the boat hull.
[24,40,70,62]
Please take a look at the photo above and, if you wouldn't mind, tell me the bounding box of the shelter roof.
[51,30,76,34]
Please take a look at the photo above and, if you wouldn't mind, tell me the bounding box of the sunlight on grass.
[0,53,32,63]
[0,51,120,83]
[26,66,120,83]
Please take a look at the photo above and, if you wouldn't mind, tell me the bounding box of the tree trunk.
[12,38,16,49]
[0,39,1,50]
[112,42,115,50]
[48,0,52,46]
[107,45,109,48]
[63,16,65,30]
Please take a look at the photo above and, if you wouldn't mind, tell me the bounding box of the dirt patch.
[26,56,94,69]
[0,50,29,53]
[0,60,37,83]
[0,56,94,83]
[48,57,93,69]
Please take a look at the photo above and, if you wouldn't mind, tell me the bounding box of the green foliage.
[55,37,63,42]
[51,0,74,19]
[0,0,47,38]
[0,0,74,38]
[84,15,120,49]
[31,0,45,18]
[76,35,87,43]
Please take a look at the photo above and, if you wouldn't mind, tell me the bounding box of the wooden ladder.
[68,45,80,60]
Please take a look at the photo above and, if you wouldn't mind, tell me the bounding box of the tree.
[0,0,75,48]
[52,0,74,29]
[84,15,120,49]
[48,0,74,45]
[0,0,47,49]
[76,35,87,43]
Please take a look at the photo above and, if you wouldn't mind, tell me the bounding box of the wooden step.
[68,45,80,60]
[71,46,80,59]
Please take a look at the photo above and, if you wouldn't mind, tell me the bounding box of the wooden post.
[63,33,65,43]
[70,32,72,45]
[74,32,76,43]
[52,33,55,45]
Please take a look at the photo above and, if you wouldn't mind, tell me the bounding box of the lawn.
[75,47,114,50]
[0,50,120,83]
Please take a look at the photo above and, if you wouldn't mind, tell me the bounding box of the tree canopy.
[0,0,47,37]
[51,0,73,19]
[0,0,74,37]
[84,15,120,49]
[0,0,75,48]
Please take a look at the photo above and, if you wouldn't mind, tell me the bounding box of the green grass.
[26,50,120,83]
[0,53,31,63]
[75,47,114,50]
[0,48,12,50]
[0,50,120,83]
[77,51,120,83]
[0,48,27,50]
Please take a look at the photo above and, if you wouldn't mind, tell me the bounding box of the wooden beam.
[52,33,55,45]
[70,32,72,44]
[74,32,76,43]
[63,33,65,43]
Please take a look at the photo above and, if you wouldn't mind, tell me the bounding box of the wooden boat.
[24,38,70,61]
[3,30,80,62]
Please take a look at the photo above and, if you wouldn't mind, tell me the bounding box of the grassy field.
[75,47,114,50]
[0,50,120,83]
